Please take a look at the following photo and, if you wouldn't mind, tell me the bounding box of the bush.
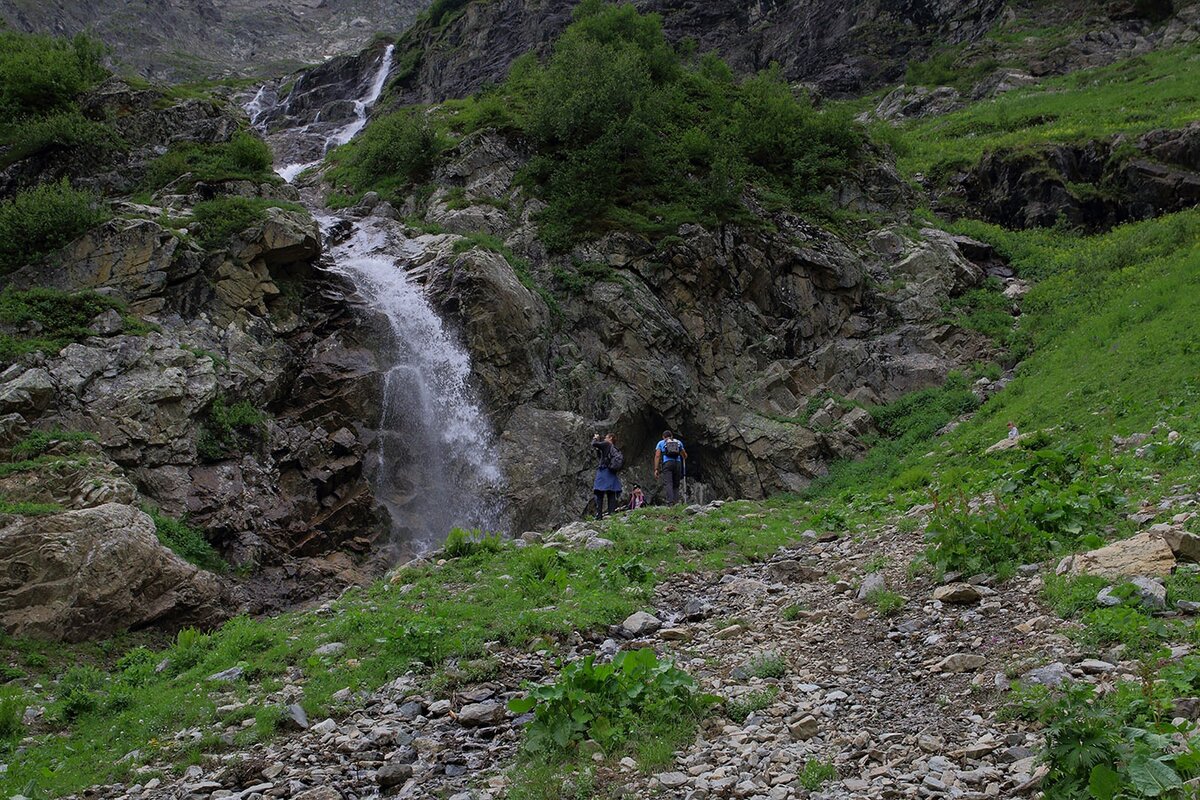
[0,111,125,169]
[146,507,226,573]
[0,287,132,362]
[196,394,267,461]
[0,687,23,742]
[10,429,95,460]
[143,131,274,191]
[0,179,109,273]
[189,196,302,251]
[56,665,106,721]
[800,759,838,791]
[329,110,445,196]
[0,32,107,117]
[443,527,503,558]
[508,648,715,752]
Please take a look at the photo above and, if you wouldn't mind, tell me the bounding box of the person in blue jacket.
[591,432,622,519]
[653,429,688,505]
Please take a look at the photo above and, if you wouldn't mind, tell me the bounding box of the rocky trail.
[63,494,1200,800]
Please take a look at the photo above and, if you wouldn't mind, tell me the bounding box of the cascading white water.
[247,45,506,553]
[320,218,504,552]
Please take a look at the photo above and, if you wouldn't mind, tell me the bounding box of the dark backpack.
[662,438,682,459]
[607,446,625,472]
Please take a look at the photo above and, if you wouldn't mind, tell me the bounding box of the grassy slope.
[894,44,1200,177]
[5,39,1200,800]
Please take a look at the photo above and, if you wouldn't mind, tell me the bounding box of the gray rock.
[314,642,346,657]
[376,761,414,788]
[457,700,505,727]
[620,611,662,637]
[1023,662,1071,688]
[856,572,887,601]
[206,666,243,683]
[280,703,308,731]
[656,772,690,789]
[935,653,986,673]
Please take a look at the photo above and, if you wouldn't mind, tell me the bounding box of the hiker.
[591,432,623,519]
[1007,421,1019,440]
[626,484,646,511]
[653,429,688,506]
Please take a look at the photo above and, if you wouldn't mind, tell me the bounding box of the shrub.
[0,179,109,273]
[0,32,107,117]
[0,287,132,362]
[865,588,906,617]
[745,652,788,679]
[329,109,446,196]
[143,131,274,191]
[190,196,297,250]
[724,685,778,721]
[0,687,23,742]
[196,394,267,461]
[0,111,125,169]
[800,759,838,791]
[508,648,715,752]
[10,429,96,460]
[146,507,226,573]
[56,665,106,721]
[443,527,503,558]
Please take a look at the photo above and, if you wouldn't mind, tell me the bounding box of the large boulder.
[0,503,228,641]
[1058,531,1177,579]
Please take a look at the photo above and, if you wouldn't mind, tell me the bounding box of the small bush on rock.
[146,507,225,573]
[144,131,274,191]
[508,648,715,753]
[196,394,267,462]
[0,179,109,273]
[0,32,107,117]
[190,196,298,251]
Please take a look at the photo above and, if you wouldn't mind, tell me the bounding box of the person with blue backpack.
[591,432,624,519]
[653,429,688,505]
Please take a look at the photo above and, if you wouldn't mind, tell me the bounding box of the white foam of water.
[245,85,269,128]
[277,160,321,183]
[320,217,504,550]
[323,44,395,153]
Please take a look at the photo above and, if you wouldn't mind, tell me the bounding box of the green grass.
[145,508,226,573]
[0,287,149,363]
[189,196,304,251]
[894,45,1200,178]
[143,131,276,192]
[0,500,810,797]
[0,179,110,274]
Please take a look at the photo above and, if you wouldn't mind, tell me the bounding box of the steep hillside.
[2,4,1200,799]
[0,0,430,81]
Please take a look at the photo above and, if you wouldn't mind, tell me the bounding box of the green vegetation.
[145,507,226,573]
[0,179,110,273]
[189,196,302,250]
[10,429,96,460]
[0,31,122,171]
[745,652,788,679]
[144,131,275,192]
[338,0,860,249]
[864,587,906,617]
[196,395,268,461]
[895,44,1200,178]
[508,648,714,752]
[724,685,779,721]
[443,526,503,558]
[0,31,106,118]
[0,287,147,362]
[800,758,838,791]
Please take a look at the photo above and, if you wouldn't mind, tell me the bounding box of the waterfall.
[247,45,506,554]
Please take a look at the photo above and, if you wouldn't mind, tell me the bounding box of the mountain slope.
[0,0,430,81]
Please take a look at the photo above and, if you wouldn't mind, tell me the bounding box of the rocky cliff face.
[0,79,399,638]
[324,132,1005,534]
[0,0,429,81]
[385,0,1008,106]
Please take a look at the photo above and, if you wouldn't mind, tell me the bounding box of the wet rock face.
[386,0,1007,105]
[386,132,998,530]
